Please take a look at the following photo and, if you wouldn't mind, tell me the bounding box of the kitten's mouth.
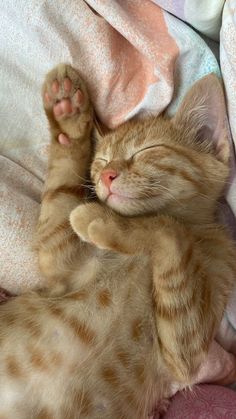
[106,192,135,204]
[96,182,145,211]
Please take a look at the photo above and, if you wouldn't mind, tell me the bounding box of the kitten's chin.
[97,189,165,216]
[104,193,140,215]
[106,194,166,216]
[95,184,142,214]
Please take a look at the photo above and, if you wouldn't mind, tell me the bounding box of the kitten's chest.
[73,249,156,349]
[73,246,151,293]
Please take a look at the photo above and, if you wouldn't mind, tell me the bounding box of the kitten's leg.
[88,219,233,383]
[36,64,93,293]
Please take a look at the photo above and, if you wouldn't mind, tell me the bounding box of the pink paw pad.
[63,78,72,93]
[51,80,59,94]
[53,99,73,117]
[44,73,85,120]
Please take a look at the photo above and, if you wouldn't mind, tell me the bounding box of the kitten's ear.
[172,74,230,163]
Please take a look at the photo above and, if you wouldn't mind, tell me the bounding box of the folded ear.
[172,74,230,164]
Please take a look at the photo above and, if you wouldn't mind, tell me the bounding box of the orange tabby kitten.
[0,64,235,418]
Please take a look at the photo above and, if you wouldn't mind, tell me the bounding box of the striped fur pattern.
[0,64,235,418]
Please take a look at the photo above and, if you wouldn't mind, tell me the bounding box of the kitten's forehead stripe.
[161,144,205,173]
[151,162,203,192]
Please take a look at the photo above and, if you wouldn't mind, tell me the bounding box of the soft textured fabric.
[1,0,236,416]
[220,0,236,233]
[163,385,236,418]
[151,0,225,40]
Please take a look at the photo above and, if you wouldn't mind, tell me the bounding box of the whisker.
[138,181,184,206]
[69,169,89,183]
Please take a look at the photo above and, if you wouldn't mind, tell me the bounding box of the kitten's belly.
[71,250,169,417]
[72,248,155,354]
[69,248,166,413]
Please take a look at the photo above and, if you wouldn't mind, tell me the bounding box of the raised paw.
[42,64,89,120]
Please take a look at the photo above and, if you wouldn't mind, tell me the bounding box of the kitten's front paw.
[42,64,92,143]
[43,64,89,119]
[88,218,118,250]
[70,203,108,244]
[70,203,123,251]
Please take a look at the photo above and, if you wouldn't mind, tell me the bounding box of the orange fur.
[0,64,235,418]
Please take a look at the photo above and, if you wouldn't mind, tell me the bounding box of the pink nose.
[100,169,118,188]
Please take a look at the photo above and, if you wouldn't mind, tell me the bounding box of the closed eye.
[132,144,164,159]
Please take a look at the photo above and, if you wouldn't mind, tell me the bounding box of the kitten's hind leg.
[36,64,93,293]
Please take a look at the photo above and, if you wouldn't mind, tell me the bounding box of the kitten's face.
[91,118,228,217]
